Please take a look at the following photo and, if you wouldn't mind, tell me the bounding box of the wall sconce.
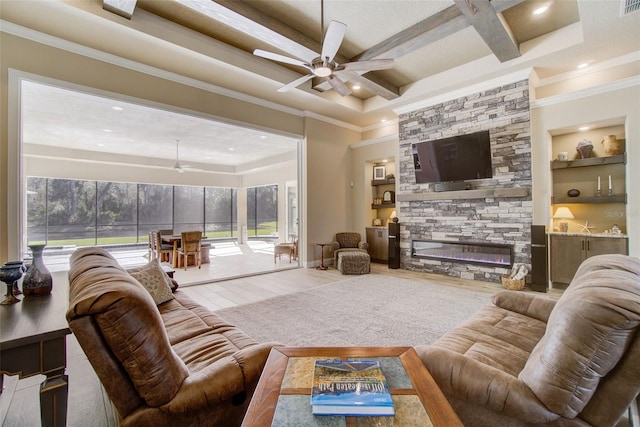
[553,207,574,232]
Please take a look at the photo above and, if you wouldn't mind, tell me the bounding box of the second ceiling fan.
[253,4,393,96]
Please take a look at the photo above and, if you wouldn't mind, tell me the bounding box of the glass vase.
[0,261,25,304]
[22,244,53,296]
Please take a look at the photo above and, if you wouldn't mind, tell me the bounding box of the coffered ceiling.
[2,0,640,172]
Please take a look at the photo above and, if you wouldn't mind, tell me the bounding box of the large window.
[206,187,236,238]
[138,184,173,241]
[27,177,237,246]
[97,181,137,245]
[246,184,278,237]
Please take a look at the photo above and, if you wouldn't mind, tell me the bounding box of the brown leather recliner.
[67,247,278,426]
[415,254,640,426]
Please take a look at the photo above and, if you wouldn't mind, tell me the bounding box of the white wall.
[303,117,361,267]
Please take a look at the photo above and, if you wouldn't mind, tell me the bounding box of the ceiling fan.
[173,139,192,173]
[253,4,393,96]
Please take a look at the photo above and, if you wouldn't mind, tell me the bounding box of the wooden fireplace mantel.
[397,187,529,202]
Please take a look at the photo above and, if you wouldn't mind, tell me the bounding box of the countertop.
[548,232,627,238]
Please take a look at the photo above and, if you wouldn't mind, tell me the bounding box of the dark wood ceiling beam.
[452,0,520,62]
[103,0,137,19]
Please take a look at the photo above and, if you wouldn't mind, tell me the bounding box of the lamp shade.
[553,207,574,219]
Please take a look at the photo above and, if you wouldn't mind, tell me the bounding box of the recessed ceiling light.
[102,129,112,132]
[97,143,105,147]
[577,62,589,69]
[532,5,549,15]
[579,126,590,131]
[352,84,361,90]
[112,106,123,111]
[228,147,235,151]
[381,118,387,123]
[260,135,267,139]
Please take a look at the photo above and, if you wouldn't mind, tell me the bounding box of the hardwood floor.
[1,263,563,427]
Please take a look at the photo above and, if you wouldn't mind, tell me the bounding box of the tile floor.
[44,240,301,285]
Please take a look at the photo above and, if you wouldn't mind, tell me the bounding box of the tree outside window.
[26,177,238,247]
[246,185,278,237]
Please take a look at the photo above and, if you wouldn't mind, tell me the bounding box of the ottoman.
[337,251,370,275]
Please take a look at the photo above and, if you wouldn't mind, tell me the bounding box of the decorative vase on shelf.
[576,140,593,159]
[601,135,623,156]
[22,244,53,296]
[0,261,25,305]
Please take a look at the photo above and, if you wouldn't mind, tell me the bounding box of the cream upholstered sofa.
[416,254,640,426]
[67,247,279,426]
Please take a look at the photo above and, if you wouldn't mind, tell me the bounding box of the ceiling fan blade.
[342,58,394,72]
[253,49,310,69]
[327,76,351,96]
[278,73,314,92]
[321,21,347,63]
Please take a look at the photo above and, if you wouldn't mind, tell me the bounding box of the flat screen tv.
[412,130,493,184]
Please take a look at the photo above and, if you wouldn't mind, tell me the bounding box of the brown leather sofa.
[67,247,278,426]
[416,253,640,426]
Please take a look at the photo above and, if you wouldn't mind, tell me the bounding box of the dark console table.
[1,281,71,427]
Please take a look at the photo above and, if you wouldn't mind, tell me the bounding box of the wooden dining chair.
[153,230,173,263]
[177,231,202,270]
[148,231,155,260]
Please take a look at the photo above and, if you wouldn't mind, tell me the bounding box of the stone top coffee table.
[241,346,462,427]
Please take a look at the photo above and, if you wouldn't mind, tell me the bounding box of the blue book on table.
[310,359,395,416]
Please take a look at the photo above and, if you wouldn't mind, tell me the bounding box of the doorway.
[15,74,303,282]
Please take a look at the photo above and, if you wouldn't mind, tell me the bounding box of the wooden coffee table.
[241,346,462,426]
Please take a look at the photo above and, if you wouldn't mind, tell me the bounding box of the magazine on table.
[310,359,395,416]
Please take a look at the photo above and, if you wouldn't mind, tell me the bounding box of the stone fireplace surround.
[397,79,533,283]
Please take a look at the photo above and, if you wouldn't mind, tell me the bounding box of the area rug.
[215,274,493,347]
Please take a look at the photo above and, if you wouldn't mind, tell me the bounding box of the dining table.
[161,235,182,268]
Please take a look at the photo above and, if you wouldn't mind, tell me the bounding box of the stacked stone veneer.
[398,79,532,283]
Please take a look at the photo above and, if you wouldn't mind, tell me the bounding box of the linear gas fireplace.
[412,240,513,268]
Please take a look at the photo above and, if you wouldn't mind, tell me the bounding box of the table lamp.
[388,210,397,224]
[553,207,574,232]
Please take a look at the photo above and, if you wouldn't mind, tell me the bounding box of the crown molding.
[530,75,640,109]
[1,20,304,117]
[350,134,398,149]
[303,111,363,133]
[362,118,399,133]
[536,50,640,87]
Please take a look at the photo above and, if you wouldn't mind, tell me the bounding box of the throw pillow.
[128,260,175,305]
